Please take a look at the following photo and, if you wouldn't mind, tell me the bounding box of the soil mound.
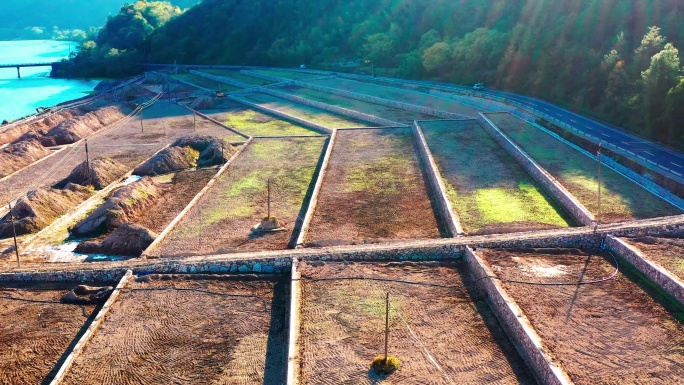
[0,109,79,146]
[0,139,52,178]
[57,157,128,190]
[134,135,235,175]
[133,146,199,176]
[71,176,164,235]
[61,285,114,304]
[189,97,216,109]
[0,184,91,237]
[75,222,158,257]
[39,106,127,146]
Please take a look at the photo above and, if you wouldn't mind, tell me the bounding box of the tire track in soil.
[60,277,287,385]
[298,261,536,384]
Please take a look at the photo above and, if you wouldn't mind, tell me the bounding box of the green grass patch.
[422,120,572,233]
[172,74,240,91]
[254,69,320,80]
[488,113,682,221]
[238,92,369,129]
[199,69,275,86]
[220,108,320,136]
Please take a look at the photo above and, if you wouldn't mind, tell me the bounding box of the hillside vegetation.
[60,0,683,145]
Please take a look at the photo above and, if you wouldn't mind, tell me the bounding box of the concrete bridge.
[0,62,58,78]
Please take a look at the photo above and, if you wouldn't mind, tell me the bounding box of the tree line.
[58,0,684,146]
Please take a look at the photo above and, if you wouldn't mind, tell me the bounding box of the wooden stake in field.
[140,107,144,133]
[7,201,20,268]
[596,142,602,232]
[384,292,390,361]
[85,139,91,186]
[267,178,271,219]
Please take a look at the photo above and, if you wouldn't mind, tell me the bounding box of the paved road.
[377,75,684,178]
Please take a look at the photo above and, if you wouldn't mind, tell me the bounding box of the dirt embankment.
[71,176,165,236]
[0,108,80,146]
[57,157,129,190]
[134,135,235,175]
[75,222,158,257]
[0,139,53,178]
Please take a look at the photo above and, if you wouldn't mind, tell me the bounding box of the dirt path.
[298,260,535,384]
[61,275,288,385]
[0,282,99,385]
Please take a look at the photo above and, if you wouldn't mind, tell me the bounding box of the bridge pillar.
[16,66,20,79]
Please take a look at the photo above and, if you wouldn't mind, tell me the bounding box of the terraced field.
[61,275,288,385]
[626,235,684,282]
[420,119,572,234]
[201,100,324,137]
[197,69,275,86]
[488,113,682,222]
[305,77,482,117]
[481,248,684,384]
[172,74,240,92]
[154,137,326,256]
[250,69,322,80]
[277,85,434,124]
[298,261,536,384]
[306,128,440,246]
[236,92,370,129]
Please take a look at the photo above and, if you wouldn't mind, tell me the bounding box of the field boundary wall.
[286,258,302,385]
[179,105,250,139]
[227,95,333,134]
[261,87,403,127]
[412,121,463,236]
[605,235,684,306]
[477,112,595,227]
[49,270,133,385]
[294,131,337,247]
[190,70,253,89]
[289,79,472,120]
[429,89,513,112]
[142,138,255,258]
[464,247,573,385]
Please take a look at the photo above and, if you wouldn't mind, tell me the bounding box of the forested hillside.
[0,0,198,40]
[63,0,684,144]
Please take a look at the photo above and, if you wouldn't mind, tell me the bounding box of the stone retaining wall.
[227,95,333,134]
[290,80,472,120]
[429,89,513,112]
[464,247,573,385]
[261,87,403,127]
[241,70,294,84]
[477,112,595,227]
[605,235,684,306]
[295,131,337,247]
[412,121,463,236]
[286,258,302,385]
[189,70,252,89]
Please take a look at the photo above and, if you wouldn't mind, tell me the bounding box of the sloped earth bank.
[626,235,684,283]
[420,120,573,234]
[60,275,288,385]
[298,261,536,384]
[0,107,81,146]
[133,135,237,176]
[0,139,52,177]
[306,128,441,247]
[0,103,245,221]
[0,281,102,385]
[155,137,326,257]
[481,248,684,384]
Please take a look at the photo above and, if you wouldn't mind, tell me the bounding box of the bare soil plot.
[488,113,682,222]
[421,120,572,234]
[626,236,684,283]
[156,137,326,256]
[0,281,101,385]
[198,69,275,86]
[61,275,288,385]
[171,73,240,92]
[252,69,322,80]
[306,128,440,246]
[481,248,684,384]
[0,103,244,209]
[201,99,324,136]
[278,85,435,124]
[307,77,481,117]
[298,260,536,384]
[237,92,370,129]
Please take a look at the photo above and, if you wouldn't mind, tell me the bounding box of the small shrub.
[371,355,400,374]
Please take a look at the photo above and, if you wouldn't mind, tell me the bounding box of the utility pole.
[85,139,91,186]
[267,178,271,219]
[596,143,602,231]
[8,201,20,268]
[221,141,225,164]
[384,292,390,361]
[193,112,196,131]
[140,107,144,132]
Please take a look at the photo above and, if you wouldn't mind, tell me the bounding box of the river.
[0,40,99,122]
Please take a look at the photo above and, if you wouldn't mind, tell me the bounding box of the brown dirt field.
[0,139,53,177]
[0,281,100,385]
[306,128,440,247]
[0,103,243,219]
[61,275,288,385]
[298,260,536,384]
[155,137,326,257]
[626,236,684,283]
[480,248,684,384]
[0,108,81,146]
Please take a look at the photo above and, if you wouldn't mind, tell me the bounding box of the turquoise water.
[0,40,99,121]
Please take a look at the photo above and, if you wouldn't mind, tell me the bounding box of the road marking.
[670,162,683,169]
[643,151,654,156]
[601,133,609,137]
[570,119,577,123]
